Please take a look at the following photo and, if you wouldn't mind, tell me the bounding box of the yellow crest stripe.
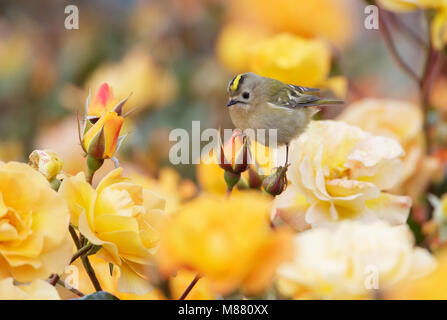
[230,74,242,92]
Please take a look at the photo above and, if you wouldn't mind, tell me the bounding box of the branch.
[179,274,201,300]
[378,6,421,84]
[70,243,94,264]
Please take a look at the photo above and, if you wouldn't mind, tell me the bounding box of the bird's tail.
[316,98,344,106]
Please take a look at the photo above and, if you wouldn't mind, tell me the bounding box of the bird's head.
[226,72,262,108]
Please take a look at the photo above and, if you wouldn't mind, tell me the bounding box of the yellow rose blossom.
[225,0,353,47]
[0,278,60,300]
[273,120,411,230]
[216,22,271,73]
[131,167,197,214]
[59,168,167,294]
[86,46,177,114]
[248,33,331,87]
[386,250,447,299]
[276,221,435,299]
[0,162,72,282]
[338,98,440,201]
[157,192,293,295]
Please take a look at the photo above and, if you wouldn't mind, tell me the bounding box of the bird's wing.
[267,85,321,109]
[288,84,320,93]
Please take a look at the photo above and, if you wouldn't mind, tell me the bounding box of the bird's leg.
[285,144,289,166]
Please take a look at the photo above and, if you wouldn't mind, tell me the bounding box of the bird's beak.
[226,99,239,107]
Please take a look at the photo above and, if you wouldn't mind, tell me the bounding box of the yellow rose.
[131,167,197,214]
[386,250,447,299]
[0,278,60,300]
[59,168,167,294]
[249,33,331,87]
[273,121,411,230]
[276,221,435,299]
[225,0,353,47]
[338,98,440,201]
[216,22,271,73]
[0,162,72,282]
[157,192,293,295]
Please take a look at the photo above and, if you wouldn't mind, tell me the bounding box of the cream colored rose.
[0,278,60,300]
[338,98,440,201]
[0,162,72,282]
[276,221,435,299]
[273,120,411,230]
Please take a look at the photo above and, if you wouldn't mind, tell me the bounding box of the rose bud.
[262,165,289,196]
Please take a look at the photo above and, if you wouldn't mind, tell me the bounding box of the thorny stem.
[56,279,85,297]
[81,254,103,292]
[387,12,426,47]
[49,241,94,288]
[69,225,81,250]
[70,243,94,264]
[377,6,420,84]
[69,224,102,292]
[374,1,444,153]
[49,274,59,286]
[179,274,201,300]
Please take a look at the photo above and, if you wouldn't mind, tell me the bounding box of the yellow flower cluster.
[216,0,350,93]
[0,162,72,299]
[59,168,167,294]
[0,162,72,280]
[157,192,293,295]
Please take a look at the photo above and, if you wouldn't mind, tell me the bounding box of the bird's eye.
[242,91,250,99]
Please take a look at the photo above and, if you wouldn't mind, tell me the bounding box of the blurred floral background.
[3,0,447,300]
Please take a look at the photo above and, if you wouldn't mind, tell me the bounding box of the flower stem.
[70,243,94,264]
[68,224,102,291]
[86,155,104,185]
[69,225,81,250]
[49,274,60,286]
[376,5,420,84]
[81,254,102,292]
[56,279,85,297]
[179,274,201,300]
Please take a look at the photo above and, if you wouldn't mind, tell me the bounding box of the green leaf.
[75,291,119,300]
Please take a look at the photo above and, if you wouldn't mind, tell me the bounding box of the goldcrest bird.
[226,72,343,164]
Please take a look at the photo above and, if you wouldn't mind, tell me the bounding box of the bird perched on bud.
[227,72,343,164]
